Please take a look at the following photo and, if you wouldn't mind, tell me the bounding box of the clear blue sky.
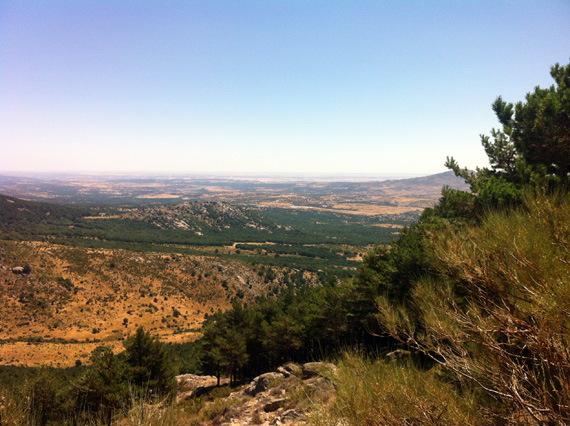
[1,1,569,175]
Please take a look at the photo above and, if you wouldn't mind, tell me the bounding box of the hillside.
[0,193,400,277]
[376,170,469,191]
[0,193,87,225]
[119,201,281,232]
[0,194,276,236]
[0,240,310,367]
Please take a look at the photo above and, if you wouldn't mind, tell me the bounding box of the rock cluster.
[176,361,338,426]
[176,374,230,401]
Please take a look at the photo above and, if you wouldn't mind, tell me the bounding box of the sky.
[1,1,569,176]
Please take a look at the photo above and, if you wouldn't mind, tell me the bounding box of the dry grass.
[0,392,30,426]
[0,240,274,366]
[0,341,124,368]
[378,192,570,425]
[256,201,421,216]
[0,389,203,426]
[311,353,479,426]
[124,397,199,426]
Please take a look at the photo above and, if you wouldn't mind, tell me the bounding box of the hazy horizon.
[0,169,430,183]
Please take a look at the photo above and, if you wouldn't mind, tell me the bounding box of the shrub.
[378,192,570,424]
[312,353,479,426]
[0,391,30,426]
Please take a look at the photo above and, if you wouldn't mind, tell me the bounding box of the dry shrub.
[199,396,239,422]
[288,379,334,414]
[311,353,479,426]
[378,192,570,425]
[251,409,263,425]
[0,392,31,426]
[123,395,200,426]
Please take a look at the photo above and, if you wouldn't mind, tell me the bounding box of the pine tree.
[75,346,128,426]
[445,60,570,211]
[123,327,177,400]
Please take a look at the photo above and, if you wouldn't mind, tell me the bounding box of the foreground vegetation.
[0,60,568,425]
[317,59,570,425]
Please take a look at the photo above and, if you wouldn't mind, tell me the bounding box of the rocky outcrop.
[245,372,285,396]
[121,201,276,232]
[277,363,302,378]
[178,363,337,425]
[176,374,230,401]
[264,398,287,412]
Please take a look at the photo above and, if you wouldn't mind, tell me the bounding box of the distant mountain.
[0,171,470,206]
[378,171,470,191]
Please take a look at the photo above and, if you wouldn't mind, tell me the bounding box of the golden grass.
[0,240,274,367]
[377,192,570,425]
[311,353,479,426]
[0,341,124,367]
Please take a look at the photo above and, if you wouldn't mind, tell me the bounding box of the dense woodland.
[0,61,569,425]
[0,193,409,277]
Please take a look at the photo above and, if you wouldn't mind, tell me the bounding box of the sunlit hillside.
[0,240,301,366]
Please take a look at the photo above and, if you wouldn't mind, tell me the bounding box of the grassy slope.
[0,239,302,367]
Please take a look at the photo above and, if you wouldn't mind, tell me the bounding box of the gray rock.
[277,363,302,378]
[280,409,303,421]
[175,374,229,401]
[305,376,336,393]
[245,372,285,396]
[191,385,217,398]
[301,362,338,379]
[264,398,286,412]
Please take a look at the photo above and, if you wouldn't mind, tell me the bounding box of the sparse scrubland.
[0,61,569,425]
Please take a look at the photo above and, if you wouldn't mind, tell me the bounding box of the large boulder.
[245,372,285,396]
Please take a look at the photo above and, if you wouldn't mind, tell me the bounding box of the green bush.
[378,192,570,424]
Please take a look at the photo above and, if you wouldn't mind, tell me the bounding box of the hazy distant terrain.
[0,171,467,211]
